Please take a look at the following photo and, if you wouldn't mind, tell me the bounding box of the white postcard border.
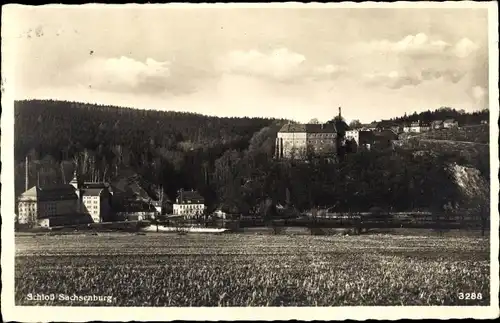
[1,2,499,321]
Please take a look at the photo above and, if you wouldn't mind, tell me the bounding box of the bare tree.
[349,119,362,129]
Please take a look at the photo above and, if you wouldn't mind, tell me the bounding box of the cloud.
[312,64,348,80]
[217,48,307,81]
[360,33,450,56]
[363,67,466,90]
[364,71,420,89]
[75,56,171,93]
[359,33,479,59]
[471,85,488,108]
[354,33,482,90]
[453,38,480,58]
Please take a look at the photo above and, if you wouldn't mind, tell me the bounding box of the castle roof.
[279,123,337,133]
[19,185,78,202]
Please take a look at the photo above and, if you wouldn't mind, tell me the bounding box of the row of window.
[19,203,36,210]
[308,134,334,138]
[279,133,334,139]
[176,204,204,208]
[177,210,203,215]
[285,140,333,145]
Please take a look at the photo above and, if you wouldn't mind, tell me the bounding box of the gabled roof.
[279,123,337,133]
[82,188,104,196]
[373,130,398,140]
[176,190,205,204]
[19,185,78,202]
[20,186,38,198]
[358,131,375,143]
[82,182,109,189]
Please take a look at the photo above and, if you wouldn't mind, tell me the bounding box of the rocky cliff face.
[448,163,489,213]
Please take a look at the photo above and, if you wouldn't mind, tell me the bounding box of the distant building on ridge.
[275,107,348,159]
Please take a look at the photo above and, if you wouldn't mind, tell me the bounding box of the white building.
[431,120,444,129]
[276,123,338,159]
[17,184,79,225]
[70,174,112,223]
[172,189,206,219]
[213,209,227,219]
[345,129,360,143]
[443,119,459,128]
[17,171,112,226]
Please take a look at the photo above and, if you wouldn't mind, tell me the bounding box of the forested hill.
[14,99,282,162]
[376,107,489,126]
[14,99,284,201]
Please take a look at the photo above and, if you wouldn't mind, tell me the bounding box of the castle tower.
[70,169,83,213]
[70,170,79,190]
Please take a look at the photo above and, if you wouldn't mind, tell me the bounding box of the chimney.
[25,156,29,191]
[338,106,342,118]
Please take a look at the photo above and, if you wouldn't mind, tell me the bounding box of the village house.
[151,200,162,215]
[410,121,421,132]
[431,120,444,130]
[354,131,376,151]
[371,130,399,150]
[420,122,431,132]
[173,189,206,219]
[443,119,459,128]
[212,209,227,219]
[345,129,360,144]
[403,121,430,133]
[390,125,404,134]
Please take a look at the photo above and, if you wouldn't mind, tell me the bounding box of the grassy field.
[15,232,490,306]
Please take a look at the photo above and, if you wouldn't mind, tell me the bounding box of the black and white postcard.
[1,2,499,321]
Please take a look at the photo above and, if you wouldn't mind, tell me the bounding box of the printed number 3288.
[458,292,482,300]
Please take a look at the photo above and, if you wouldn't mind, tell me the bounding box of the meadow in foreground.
[15,233,490,306]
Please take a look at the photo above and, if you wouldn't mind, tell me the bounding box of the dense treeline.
[378,107,489,126]
[14,99,284,202]
[14,100,489,217]
[214,145,479,214]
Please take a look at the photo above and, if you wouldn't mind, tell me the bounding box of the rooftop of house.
[279,123,338,133]
[373,130,399,140]
[81,188,106,196]
[444,119,456,123]
[82,182,109,189]
[176,190,205,204]
[19,185,78,201]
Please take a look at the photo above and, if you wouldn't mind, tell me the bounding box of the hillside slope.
[14,99,284,201]
[414,124,489,144]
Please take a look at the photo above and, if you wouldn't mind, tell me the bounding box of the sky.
[3,4,492,123]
